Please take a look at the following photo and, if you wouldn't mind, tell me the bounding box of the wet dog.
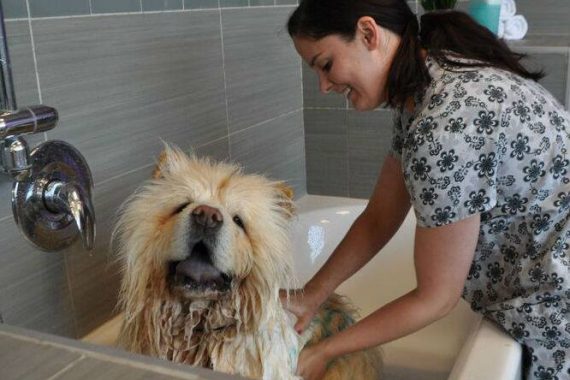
[114,145,382,379]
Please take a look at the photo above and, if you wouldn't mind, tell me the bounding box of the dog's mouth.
[168,241,232,300]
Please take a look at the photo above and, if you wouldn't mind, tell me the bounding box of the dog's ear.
[152,144,189,179]
[152,150,169,179]
[275,182,295,218]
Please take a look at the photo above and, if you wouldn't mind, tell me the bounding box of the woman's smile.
[292,21,401,111]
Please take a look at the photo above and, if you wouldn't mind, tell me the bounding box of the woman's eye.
[233,215,245,230]
[322,61,332,72]
[172,202,191,215]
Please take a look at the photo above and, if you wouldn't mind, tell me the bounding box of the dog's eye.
[172,202,191,215]
[232,215,245,230]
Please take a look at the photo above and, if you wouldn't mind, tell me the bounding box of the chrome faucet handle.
[0,105,59,179]
[44,181,95,251]
[12,140,96,252]
[1,135,30,180]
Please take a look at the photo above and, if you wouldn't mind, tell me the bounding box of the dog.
[114,145,383,379]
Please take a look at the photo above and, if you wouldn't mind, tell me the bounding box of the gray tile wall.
[2,0,300,18]
[0,5,304,338]
[304,0,570,199]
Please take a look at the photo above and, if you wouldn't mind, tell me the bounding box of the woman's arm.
[297,213,480,380]
[307,155,411,300]
[285,155,411,331]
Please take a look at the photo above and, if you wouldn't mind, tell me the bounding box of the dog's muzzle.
[168,205,232,299]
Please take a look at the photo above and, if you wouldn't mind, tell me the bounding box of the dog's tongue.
[176,259,222,283]
[176,242,222,283]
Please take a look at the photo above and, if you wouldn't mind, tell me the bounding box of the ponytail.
[419,11,544,81]
[385,16,430,109]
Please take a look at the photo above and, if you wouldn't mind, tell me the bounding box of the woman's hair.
[287,0,544,109]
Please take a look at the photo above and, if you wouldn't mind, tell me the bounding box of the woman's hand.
[279,286,324,334]
[295,343,330,380]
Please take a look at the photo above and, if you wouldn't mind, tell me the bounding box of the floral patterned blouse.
[391,55,570,378]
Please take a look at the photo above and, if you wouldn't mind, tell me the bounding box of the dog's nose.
[191,205,223,229]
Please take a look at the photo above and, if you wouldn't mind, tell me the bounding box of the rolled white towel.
[498,19,505,38]
[500,0,517,19]
[502,14,528,40]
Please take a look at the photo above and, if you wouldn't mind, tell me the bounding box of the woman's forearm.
[305,210,405,301]
[319,216,480,361]
[320,289,450,360]
[306,156,411,302]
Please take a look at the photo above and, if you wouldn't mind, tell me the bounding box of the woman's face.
[293,18,401,111]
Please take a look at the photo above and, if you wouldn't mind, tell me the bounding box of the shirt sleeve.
[403,107,501,228]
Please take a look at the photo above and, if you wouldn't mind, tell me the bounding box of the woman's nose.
[318,73,333,94]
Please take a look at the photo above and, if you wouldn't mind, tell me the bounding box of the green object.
[468,0,502,35]
[421,0,458,10]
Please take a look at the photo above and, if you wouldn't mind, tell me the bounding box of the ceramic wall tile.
[28,0,90,17]
[2,0,28,19]
[0,219,77,337]
[33,12,227,184]
[222,7,302,133]
[142,0,184,11]
[304,109,348,196]
[91,0,142,14]
[64,166,152,336]
[230,110,306,195]
[347,110,394,199]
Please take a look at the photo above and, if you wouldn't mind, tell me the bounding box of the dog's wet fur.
[114,145,383,379]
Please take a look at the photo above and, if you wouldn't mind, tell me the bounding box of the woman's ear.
[356,16,381,50]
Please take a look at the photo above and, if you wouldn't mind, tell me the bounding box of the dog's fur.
[114,146,382,379]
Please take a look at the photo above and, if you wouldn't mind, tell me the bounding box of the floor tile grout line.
[46,355,86,380]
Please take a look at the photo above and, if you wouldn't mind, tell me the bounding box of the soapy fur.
[114,145,382,379]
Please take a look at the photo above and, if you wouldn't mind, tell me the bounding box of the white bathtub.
[83,195,522,379]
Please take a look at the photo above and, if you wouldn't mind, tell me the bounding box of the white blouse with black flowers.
[391,56,570,373]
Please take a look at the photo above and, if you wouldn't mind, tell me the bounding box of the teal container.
[468,0,502,35]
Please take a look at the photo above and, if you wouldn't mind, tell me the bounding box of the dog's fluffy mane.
[113,146,301,376]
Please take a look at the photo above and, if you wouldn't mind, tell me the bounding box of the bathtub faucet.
[0,109,97,252]
[0,105,58,180]
[0,108,97,252]
[0,106,96,252]
[0,1,95,252]
[0,102,96,253]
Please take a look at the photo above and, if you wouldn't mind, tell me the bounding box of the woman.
[282,1,570,379]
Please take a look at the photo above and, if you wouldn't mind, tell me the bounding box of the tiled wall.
[2,0,299,18]
[0,2,304,338]
[304,0,570,199]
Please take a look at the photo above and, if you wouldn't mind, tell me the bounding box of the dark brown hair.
[287,0,544,109]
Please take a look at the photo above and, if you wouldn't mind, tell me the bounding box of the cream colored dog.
[114,145,382,379]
